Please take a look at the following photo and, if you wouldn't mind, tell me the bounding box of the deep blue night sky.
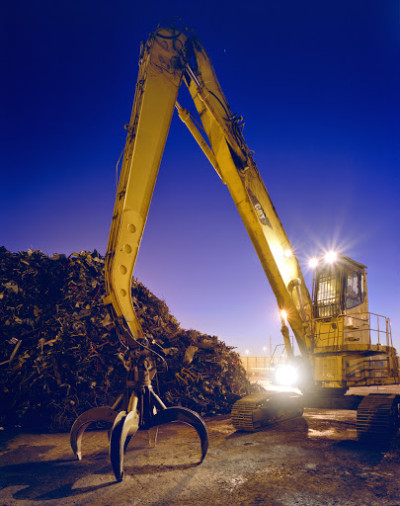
[1,1,399,354]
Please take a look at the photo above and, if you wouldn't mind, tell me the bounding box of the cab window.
[315,269,341,317]
[344,270,364,309]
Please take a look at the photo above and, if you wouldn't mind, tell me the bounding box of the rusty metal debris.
[0,247,252,432]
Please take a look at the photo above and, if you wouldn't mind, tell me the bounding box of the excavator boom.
[103,25,313,356]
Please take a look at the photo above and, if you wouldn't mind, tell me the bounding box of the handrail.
[313,312,393,348]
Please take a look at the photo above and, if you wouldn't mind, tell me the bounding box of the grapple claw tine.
[70,406,119,460]
[151,407,208,462]
[110,410,139,482]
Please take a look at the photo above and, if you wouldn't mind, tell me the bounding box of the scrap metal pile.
[0,247,251,431]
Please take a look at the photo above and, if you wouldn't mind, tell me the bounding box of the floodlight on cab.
[308,256,318,269]
[325,251,337,264]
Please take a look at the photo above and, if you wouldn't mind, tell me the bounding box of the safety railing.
[313,312,393,349]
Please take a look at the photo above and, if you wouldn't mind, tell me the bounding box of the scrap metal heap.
[0,247,252,432]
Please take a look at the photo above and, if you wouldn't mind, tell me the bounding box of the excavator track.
[231,391,304,432]
[356,393,400,443]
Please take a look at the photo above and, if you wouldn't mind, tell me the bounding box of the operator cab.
[312,254,367,319]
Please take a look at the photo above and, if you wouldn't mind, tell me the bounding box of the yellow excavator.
[70,23,400,481]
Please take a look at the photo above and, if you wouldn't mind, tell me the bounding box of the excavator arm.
[103,28,185,346]
[103,24,313,357]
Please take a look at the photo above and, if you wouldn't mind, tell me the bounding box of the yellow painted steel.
[183,48,313,355]
[104,28,186,345]
[104,25,313,352]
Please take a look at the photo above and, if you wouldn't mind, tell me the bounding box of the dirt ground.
[1,386,400,506]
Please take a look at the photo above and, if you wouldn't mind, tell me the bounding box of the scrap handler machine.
[70,22,400,481]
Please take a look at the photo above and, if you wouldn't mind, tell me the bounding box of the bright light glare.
[280,309,288,321]
[283,248,293,259]
[274,364,299,387]
[309,257,318,269]
[325,251,337,264]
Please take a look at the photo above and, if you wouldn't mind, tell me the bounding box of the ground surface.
[1,386,400,506]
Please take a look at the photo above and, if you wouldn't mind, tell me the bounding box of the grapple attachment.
[70,366,208,482]
[70,406,119,461]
